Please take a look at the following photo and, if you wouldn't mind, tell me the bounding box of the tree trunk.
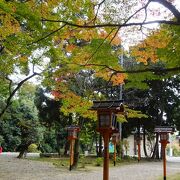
[56,132,61,156]
[64,140,69,156]
[17,150,26,158]
[151,133,160,159]
[72,138,80,169]
[17,144,29,159]
[72,117,84,169]
[89,133,95,153]
[95,132,98,155]
[143,125,148,157]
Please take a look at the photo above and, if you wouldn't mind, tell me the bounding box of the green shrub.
[95,157,103,166]
[172,145,180,157]
[28,144,39,152]
[0,135,4,146]
[116,156,122,162]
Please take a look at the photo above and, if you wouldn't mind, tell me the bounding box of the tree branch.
[42,18,180,28]
[85,28,115,64]
[0,72,40,120]
[92,0,106,24]
[151,0,180,21]
[29,24,66,45]
[67,62,180,74]
[124,0,151,24]
[86,63,180,74]
[109,27,120,45]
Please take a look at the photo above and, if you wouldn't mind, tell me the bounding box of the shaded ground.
[0,155,179,180]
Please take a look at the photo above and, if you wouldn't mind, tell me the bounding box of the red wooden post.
[103,133,110,180]
[162,142,167,180]
[69,139,75,171]
[67,126,80,171]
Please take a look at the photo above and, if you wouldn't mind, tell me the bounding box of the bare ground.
[0,155,179,180]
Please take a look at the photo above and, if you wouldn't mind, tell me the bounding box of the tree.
[1,0,180,119]
[34,87,69,154]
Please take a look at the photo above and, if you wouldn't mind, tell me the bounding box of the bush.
[0,135,4,146]
[95,157,103,166]
[172,145,180,157]
[123,155,131,160]
[28,144,39,152]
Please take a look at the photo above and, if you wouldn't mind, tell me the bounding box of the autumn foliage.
[131,29,171,64]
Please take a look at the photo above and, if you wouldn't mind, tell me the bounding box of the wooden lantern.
[90,100,125,134]
[154,126,175,180]
[67,126,80,140]
[154,126,175,144]
[90,100,125,180]
[67,125,80,171]
[160,133,169,144]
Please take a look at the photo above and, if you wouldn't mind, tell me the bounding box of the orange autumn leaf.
[111,73,126,85]
[131,29,171,64]
[110,36,121,46]
[65,44,76,52]
[99,31,108,38]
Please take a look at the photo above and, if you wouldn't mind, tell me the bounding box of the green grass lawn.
[28,155,139,171]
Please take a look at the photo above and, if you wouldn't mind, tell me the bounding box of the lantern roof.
[154,126,175,133]
[67,125,80,131]
[90,100,124,112]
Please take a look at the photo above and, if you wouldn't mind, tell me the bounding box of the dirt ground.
[0,155,180,180]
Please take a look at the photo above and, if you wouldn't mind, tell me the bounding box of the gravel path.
[0,155,179,180]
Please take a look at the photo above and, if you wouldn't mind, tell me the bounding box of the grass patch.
[28,155,142,171]
[29,157,69,169]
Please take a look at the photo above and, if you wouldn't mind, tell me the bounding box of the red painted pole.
[103,133,110,180]
[69,139,75,171]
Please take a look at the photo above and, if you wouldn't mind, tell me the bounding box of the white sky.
[121,0,180,49]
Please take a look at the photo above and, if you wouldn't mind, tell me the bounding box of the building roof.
[90,100,124,112]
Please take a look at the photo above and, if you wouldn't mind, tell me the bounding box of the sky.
[120,0,180,49]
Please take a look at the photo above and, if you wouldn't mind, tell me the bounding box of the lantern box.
[97,111,119,133]
[154,126,175,144]
[67,126,80,140]
[90,100,125,134]
[159,133,169,144]
[154,126,175,133]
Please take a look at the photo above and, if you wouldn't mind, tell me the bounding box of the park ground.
[0,154,180,180]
